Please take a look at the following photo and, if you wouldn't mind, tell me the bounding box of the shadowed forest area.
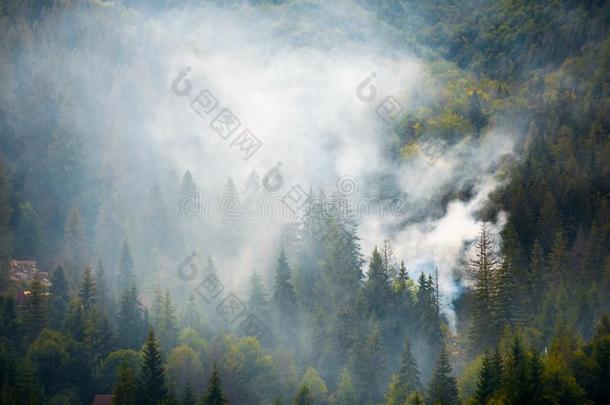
[0,0,609,404]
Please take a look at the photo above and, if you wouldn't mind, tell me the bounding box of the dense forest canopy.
[0,0,609,404]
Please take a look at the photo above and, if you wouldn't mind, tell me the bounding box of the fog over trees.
[0,0,609,404]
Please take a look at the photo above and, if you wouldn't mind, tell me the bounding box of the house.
[91,394,113,405]
[9,259,51,288]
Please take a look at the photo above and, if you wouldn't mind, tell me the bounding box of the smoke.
[11,0,522,323]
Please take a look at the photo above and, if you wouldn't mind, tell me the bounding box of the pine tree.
[363,247,393,318]
[528,240,545,311]
[63,206,87,286]
[334,368,356,405]
[349,323,388,404]
[406,391,424,405]
[95,259,112,317]
[293,385,313,405]
[158,291,178,353]
[469,223,499,348]
[503,337,529,405]
[382,239,397,279]
[385,338,421,405]
[117,286,145,349]
[49,265,69,328]
[180,170,198,200]
[85,314,114,363]
[65,299,85,341]
[317,215,363,307]
[247,271,272,343]
[474,351,500,404]
[139,328,167,405]
[182,294,201,331]
[14,359,42,405]
[416,272,441,344]
[427,345,459,405]
[202,363,227,405]
[78,265,96,313]
[119,239,135,288]
[113,361,138,405]
[490,348,503,395]
[181,384,196,405]
[273,249,298,344]
[527,351,545,404]
[548,231,568,287]
[494,254,517,327]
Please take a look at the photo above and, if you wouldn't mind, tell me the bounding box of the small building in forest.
[91,394,113,405]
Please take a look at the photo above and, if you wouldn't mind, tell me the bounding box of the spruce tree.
[65,299,85,341]
[78,265,96,313]
[317,215,363,307]
[503,337,529,405]
[474,351,499,404]
[49,265,69,328]
[182,294,201,331]
[139,328,167,405]
[273,249,298,343]
[181,384,196,405]
[363,247,392,318]
[158,291,178,353]
[334,368,356,405]
[427,345,459,405]
[293,385,313,405]
[95,259,112,317]
[202,363,227,405]
[349,323,388,404]
[385,338,421,405]
[119,239,135,288]
[495,254,517,327]
[62,207,87,285]
[406,391,424,405]
[469,224,499,348]
[180,170,198,200]
[528,240,546,312]
[117,286,145,349]
[247,271,272,343]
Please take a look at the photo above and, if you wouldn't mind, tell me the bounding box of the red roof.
[92,394,113,405]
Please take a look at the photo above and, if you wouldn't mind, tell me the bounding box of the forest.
[0,0,609,404]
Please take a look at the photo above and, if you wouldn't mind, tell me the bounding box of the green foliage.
[427,345,459,405]
[385,338,421,405]
[299,367,327,404]
[138,328,166,405]
[293,384,314,405]
[273,249,299,346]
[334,368,356,405]
[201,363,227,405]
[165,345,204,400]
[49,266,69,329]
[117,286,146,350]
[78,265,96,313]
[113,361,138,405]
[119,239,135,288]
